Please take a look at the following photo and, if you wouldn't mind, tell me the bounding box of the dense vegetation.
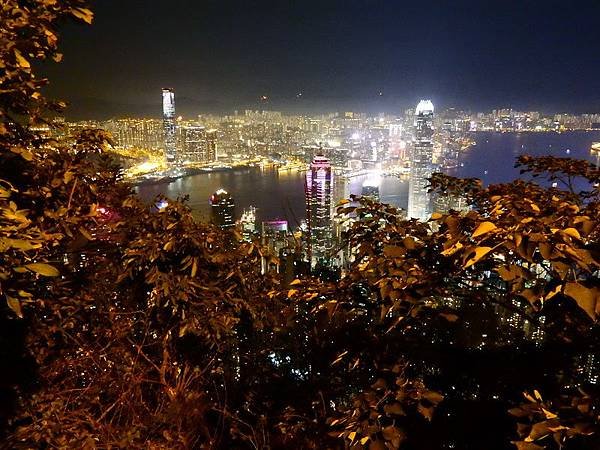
[1,2,599,449]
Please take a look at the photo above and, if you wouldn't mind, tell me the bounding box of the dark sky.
[44,0,600,118]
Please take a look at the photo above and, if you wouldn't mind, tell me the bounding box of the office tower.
[162,88,177,164]
[239,206,257,241]
[361,177,381,201]
[408,100,435,221]
[205,130,218,161]
[305,155,334,268]
[210,189,235,229]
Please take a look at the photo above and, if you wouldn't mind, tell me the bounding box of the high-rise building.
[261,220,289,274]
[162,88,177,164]
[206,129,218,161]
[305,155,334,268]
[179,126,217,163]
[408,100,435,221]
[239,206,257,241]
[210,189,235,229]
[103,119,164,151]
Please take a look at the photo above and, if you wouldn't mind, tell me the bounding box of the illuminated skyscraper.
[408,100,435,221]
[206,129,218,161]
[305,155,334,268]
[239,206,257,241]
[162,88,177,164]
[210,189,235,229]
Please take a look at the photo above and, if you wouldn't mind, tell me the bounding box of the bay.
[137,131,600,224]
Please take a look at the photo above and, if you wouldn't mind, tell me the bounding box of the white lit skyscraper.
[162,88,177,164]
[408,100,435,221]
[305,155,334,268]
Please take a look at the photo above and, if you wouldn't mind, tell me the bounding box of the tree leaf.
[191,257,198,277]
[463,247,493,268]
[439,313,459,322]
[472,221,497,238]
[6,296,23,318]
[562,227,581,240]
[14,49,30,69]
[25,263,60,277]
[383,402,405,416]
[384,245,406,258]
[71,7,94,24]
[564,282,598,320]
[79,227,93,241]
[348,431,356,443]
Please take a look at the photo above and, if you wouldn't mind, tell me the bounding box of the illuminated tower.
[408,100,434,221]
[162,88,177,164]
[210,189,235,229]
[305,155,334,268]
[239,206,257,241]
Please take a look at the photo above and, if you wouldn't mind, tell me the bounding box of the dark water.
[137,131,600,224]
[456,130,600,184]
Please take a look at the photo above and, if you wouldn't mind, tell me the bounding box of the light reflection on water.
[137,131,600,224]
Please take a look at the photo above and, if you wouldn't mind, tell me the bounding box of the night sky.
[44,0,600,119]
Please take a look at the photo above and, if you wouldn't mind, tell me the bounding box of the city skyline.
[42,0,600,118]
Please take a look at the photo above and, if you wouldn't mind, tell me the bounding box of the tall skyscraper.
[162,88,177,164]
[210,189,235,229]
[239,206,257,241]
[305,155,334,268]
[408,100,435,221]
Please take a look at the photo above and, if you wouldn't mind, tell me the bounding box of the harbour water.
[137,131,600,224]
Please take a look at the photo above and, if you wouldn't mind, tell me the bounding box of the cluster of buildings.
[160,88,218,166]
[207,99,469,276]
[471,109,600,132]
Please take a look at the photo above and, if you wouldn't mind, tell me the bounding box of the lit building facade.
[206,130,218,161]
[408,100,435,221]
[103,119,164,151]
[162,88,177,164]
[210,189,235,229]
[239,206,257,241]
[179,126,217,163]
[305,155,334,268]
[432,192,470,215]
